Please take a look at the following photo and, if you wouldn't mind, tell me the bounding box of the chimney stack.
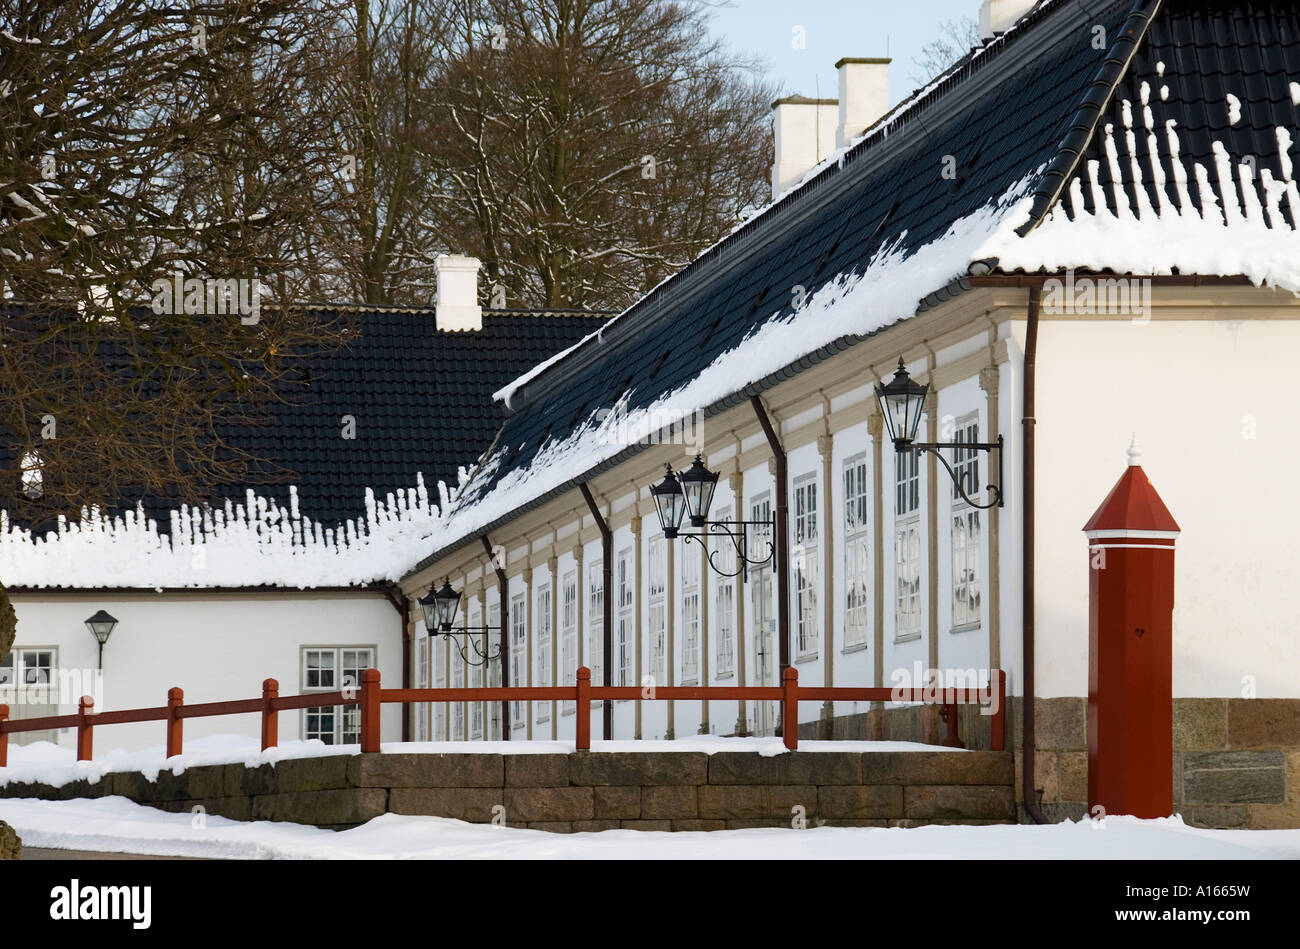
[770,96,839,199]
[435,254,483,332]
[835,58,891,150]
[979,0,1039,41]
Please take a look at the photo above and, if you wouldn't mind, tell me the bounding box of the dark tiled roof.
[223,308,609,526]
[415,0,1149,568]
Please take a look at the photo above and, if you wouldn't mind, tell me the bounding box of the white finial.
[1127,433,1142,466]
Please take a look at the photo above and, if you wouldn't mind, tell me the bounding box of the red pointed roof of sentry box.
[1083,460,1180,534]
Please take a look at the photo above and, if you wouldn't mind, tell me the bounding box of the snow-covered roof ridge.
[493,0,1100,414]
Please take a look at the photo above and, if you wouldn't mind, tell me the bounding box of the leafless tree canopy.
[909,16,980,88]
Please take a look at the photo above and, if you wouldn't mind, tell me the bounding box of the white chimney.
[770,95,839,199]
[835,58,891,150]
[434,254,482,332]
[979,0,1039,41]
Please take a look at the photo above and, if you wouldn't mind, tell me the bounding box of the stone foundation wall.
[0,750,1014,832]
[801,697,1300,828]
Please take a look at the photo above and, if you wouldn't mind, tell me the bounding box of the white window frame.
[486,603,501,740]
[510,593,526,729]
[713,506,735,678]
[433,639,447,740]
[681,540,701,683]
[894,445,923,642]
[536,583,552,723]
[843,455,871,650]
[793,474,819,660]
[950,415,983,632]
[616,547,634,690]
[561,570,578,715]
[301,645,375,745]
[415,635,429,741]
[588,560,604,704]
[648,535,666,686]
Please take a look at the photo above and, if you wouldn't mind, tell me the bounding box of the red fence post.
[77,695,94,762]
[782,667,798,751]
[165,687,184,758]
[991,670,1006,752]
[575,666,591,751]
[261,678,279,751]
[0,703,8,767]
[360,668,381,753]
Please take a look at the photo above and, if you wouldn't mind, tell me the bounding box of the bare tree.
[0,0,355,651]
[909,17,980,88]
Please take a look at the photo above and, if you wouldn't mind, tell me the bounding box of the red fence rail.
[0,667,1005,766]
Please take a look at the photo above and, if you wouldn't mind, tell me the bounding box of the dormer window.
[20,450,43,500]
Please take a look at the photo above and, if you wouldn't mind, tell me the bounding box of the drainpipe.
[382,586,411,741]
[1021,287,1047,823]
[579,482,614,740]
[750,395,790,736]
[481,535,510,741]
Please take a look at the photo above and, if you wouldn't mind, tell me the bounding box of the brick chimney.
[770,96,839,199]
[835,58,890,150]
[979,0,1038,41]
[434,254,483,332]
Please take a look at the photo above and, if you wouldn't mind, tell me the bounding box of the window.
[433,640,447,740]
[561,570,577,715]
[648,536,666,686]
[302,646,373,744]
[843,456,871,649]
[486,604,500,740]
[794,476,819,658]
[510,594,526,728]
[588,560,604,698]
[616,548,633,688]
[895,445,923,640]
[19,450,42,500]
[415,635,429,741]
[536,584,552,723]
[951,416,982,630]
[451,647,465,739]
[713,507,735,677]
[682,543,700,682]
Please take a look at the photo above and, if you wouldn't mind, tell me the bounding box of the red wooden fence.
[0,667,1005,766]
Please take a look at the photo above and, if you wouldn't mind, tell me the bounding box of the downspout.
[481,535,510,741]
[579,482,614,740]
[750,395,790,735]
[1021,287,1047,823]
[382,585,411,742]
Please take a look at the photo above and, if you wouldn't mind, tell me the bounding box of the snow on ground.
[0,734,956,789]
[2,795,1297,860]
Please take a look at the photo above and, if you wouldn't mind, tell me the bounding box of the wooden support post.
[166,687,184,758]
[576,666,591,751]
[991,670,1006,752]
[360,668,381,753]
[0,703,8,767]
[261,678,279,751]
[77,695,94,762]
[782,666,798,751]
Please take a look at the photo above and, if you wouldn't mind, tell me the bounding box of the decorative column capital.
[522,566,533,585]
[630,514,642,537]
[572,544,584,564]
[767,456,778,478]
[728,469,743,494]
[546,554,557,574]
[816,433,832,459]
[979,365,1000,396]
[867,412,883,439]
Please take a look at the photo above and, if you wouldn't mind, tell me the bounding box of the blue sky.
[704,0,980,105]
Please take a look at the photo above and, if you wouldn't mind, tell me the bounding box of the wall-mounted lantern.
[85,609,118,671]
[417,581,502,666]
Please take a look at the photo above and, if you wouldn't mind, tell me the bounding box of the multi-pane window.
[844,456,871,648]
[451,647,465,739]
[470,606,486,739]
[951,416,982,630]
[895,443,923,639]
[794,476,819,657]
[616,548,634,688]
[415,635,429,741]
[303,647,373,744]
[561,570,578,715]
[433,640,447,740]
[682,544,701,682]
[486,604,501,740]
[713,507,735,677]
[0,648,54,685]
[510,594,526,728]
[648,536,666,686]
[536,584,552,723]
[588,560,604,698]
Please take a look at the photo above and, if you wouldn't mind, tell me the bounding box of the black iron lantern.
[419,580,461,633]
[874,357,929,450]
[649,465,687,538]
[85,609,118,671]
[676,454,720,527]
